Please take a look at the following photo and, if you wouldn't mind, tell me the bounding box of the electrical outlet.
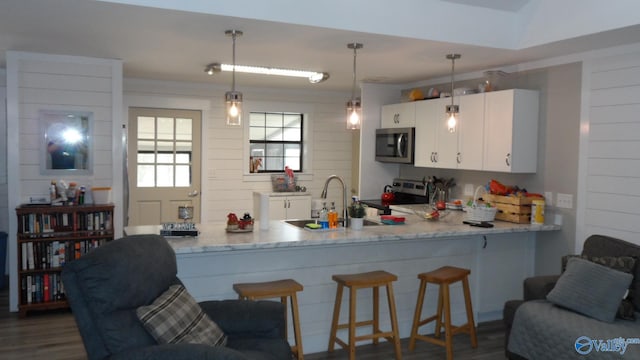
[463,184,474,196]
[556,193,573,209]
[544,192,553,205]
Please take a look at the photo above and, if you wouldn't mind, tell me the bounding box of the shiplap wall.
[124,79,353,223]
[578,49,640,248]
[6,52,122,311]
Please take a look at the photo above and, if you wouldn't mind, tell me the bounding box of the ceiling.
[1,0,640,92]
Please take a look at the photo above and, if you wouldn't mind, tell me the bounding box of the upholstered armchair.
[61,234,292,360]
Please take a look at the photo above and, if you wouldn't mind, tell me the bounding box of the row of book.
[18,211,112,234]
[20,239,108,271]
[21,273,65,304]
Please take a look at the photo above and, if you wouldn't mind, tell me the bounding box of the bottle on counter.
[328,202,338,229]
[319,202,329,229]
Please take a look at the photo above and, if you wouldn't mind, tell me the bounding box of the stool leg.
[328,284,343,352]
[280,296,289,341]
[385,283,402,360]
[348,287,357,360]
[372,286,379,345]
[409,279,427,351]
[442,284,453,360]
[462,277,478,348]
[434,285,444,339]
[289,292,304,360]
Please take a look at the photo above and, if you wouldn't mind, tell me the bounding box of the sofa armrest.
[523,275,560,300]
[199,300,285,339]
[109,343,249,360]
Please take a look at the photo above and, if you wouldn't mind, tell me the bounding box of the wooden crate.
[481,194,533,224]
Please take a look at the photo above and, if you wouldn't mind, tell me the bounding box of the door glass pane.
[137,165,155,187]
[175,165,190,187]
[156,165,174,186]
[138,140,155,152]
[137,153,155,164]
[175,118,192,141]
[176,153,190,164]
[176,141,192,153]
[157,117,174,140]
[137,117,155,139]
[157,141,174,163]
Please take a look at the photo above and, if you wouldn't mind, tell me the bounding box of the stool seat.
[409,266,477,360]
[332,270,397,287]
[419,266,470,284]
[233,279,303,298]
[328,270,402,360]
[233,279,304,360]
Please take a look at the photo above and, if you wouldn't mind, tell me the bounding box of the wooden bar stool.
[409,266,477,360]
[328,270,402,360]
[233,279,304,360]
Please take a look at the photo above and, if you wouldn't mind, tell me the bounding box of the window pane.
[175,118,192,141]
[266,127,283,141]
[250,112,265,127]
[283,127,301,141]
[266,113,282,127]
[266,143,283,157]
[265,157,283,171]
[284,157,300,171]
[138,140,155,152]
[137,153,155,164]
[283,114,301,128]
[157,165,174,186]
[249,127,265,141]
[176,153,190,164]
[176,141,192,153]
[137,117,155,139]
[157,117,174,140]
[137,165,155,187]
[250,144,265,158]
[175,165,190,187]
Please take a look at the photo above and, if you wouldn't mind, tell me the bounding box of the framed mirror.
[40,110,93,175]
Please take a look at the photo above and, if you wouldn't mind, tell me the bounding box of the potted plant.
[348,201,366,230]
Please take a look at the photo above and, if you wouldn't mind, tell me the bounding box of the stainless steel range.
[360,178,430,214]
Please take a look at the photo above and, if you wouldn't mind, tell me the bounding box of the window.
[249,112,303,172]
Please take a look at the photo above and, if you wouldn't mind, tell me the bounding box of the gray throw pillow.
[136,284,227,346]
[547,257,633,323]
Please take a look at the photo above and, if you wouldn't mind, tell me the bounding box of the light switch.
[556,193,573,209]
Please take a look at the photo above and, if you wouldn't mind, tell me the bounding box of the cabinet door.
[484,89,538,172]
[436,97,459,169]
[457,93,485,170]
[286,196,311,219]
[268,197,288,220]
[415,98,445,167]
[381,102,415,128]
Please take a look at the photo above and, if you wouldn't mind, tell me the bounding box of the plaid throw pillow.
[136,284,227,346]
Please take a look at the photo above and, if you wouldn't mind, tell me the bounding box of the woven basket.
[464,186,497,222]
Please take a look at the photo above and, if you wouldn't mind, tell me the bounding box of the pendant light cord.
[231,32,237,92]
[351,45,357,101]
[450,55,455,107]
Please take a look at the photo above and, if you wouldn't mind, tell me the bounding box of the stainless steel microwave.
[375,127,415,164]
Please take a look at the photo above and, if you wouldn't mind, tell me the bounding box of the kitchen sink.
[284,218,381,229]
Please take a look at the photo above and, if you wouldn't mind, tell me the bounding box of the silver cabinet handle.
[288,200,291,208]
[457,152,461,164]
[505,153,511,167]
[434,152,438,163]
[283,200,287,208]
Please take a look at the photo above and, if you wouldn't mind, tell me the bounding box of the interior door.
[128,108,201,225]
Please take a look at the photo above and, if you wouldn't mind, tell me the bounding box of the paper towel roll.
[311,198,323,218]
[259,193,270,230]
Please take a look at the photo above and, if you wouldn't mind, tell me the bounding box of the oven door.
[375,127,414,163]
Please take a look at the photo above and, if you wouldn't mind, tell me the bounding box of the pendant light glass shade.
[346,43,363,130]
[446,54,461,133]
[225,30,243,126]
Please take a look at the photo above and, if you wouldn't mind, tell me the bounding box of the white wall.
[6,52,122,311]
[124,78,353,223]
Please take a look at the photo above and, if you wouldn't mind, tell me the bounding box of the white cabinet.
[254,192,311,220]
[414,94,484,170]
[483,89,539,173]
[381,102,415,128]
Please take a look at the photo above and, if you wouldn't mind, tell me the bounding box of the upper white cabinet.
[483,89,539,173]
[381,102,416,128]
[414,94,484,170]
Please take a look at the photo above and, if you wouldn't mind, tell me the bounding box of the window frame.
[249,111,304,173]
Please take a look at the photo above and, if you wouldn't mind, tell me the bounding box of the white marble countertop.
[125,209,561,255]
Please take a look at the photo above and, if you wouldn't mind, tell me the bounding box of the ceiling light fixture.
[346,43,363,130]
[446,54,461,133]
[205,63,329,84]
[225,29,242,126]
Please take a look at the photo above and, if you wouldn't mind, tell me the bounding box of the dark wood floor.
[0,285,508,359]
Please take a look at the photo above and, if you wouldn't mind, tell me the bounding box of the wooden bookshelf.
[15,204,114,317]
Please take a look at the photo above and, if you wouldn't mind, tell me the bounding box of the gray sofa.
[503,235,640,359]
[61,234,293,360]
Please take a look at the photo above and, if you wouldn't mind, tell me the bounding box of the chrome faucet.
[321,175,348,227]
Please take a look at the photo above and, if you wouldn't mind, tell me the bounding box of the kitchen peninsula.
[125,212,559,354]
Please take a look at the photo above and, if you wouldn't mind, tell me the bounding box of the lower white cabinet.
[253,192,311,220]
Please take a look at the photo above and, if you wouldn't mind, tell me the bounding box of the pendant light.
[346,43,363,130]
[225,30,243,126]
[446,54,461,133]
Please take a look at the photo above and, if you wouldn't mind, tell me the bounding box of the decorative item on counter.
[347,200,366,219]
[178,205,194,222]
[381,185,395,206]
[227,213,239,230]
[328,202,338,229]
[464,186,497,223]
[238,212,254,230]
[160,222,199,237]
[249,156,262,173]
[92,187,112,204]
[531,199,545,225]
[319,202,329,229]
[226,212,254,233]
[408,88,423,101]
